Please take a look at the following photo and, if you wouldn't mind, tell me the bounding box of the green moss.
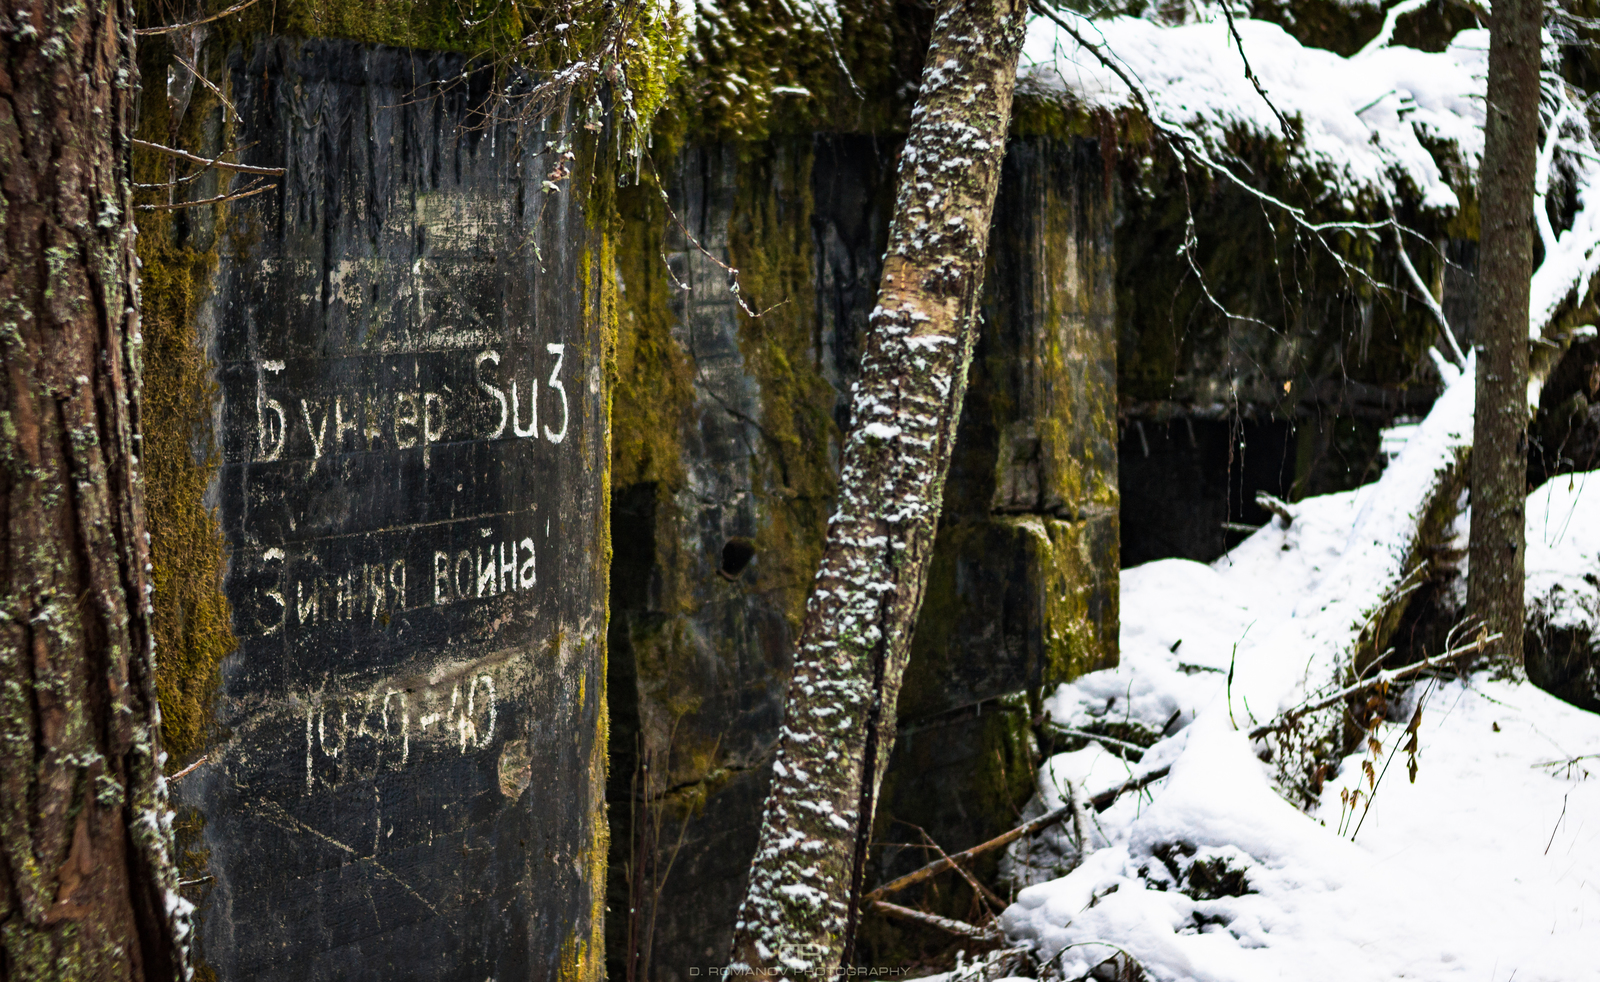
[578,142,620,982]
[728,143,838,633]
[0,920,121,982]
[899,513,1117,727]
[558,930,600,982]
[1030,515,1119,684]
[129,35,238,774]
[663,0,931,144]
[611,185,697,492]
[228,0,513,52]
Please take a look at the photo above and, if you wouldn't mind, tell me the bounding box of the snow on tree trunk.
[724,0,1029,973]
[1468,0,1541,667]
[0,2,191,977]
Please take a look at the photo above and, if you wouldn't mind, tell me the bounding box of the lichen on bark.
[1,1,191,977]
[725,0,1031,971]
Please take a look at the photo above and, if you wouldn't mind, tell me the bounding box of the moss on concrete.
[667,0,932,143]
[728,144,838,633]
[583,142,620,982]
[130,34,238,773]
[612,185,697,493]
[1021,514,1119,685]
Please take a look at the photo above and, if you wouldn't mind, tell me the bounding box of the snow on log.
[1235,359,1474,802]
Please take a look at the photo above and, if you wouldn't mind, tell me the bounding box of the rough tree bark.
[725,0,1029,974]
[0,2,189,978]
[1468,0,1541,666]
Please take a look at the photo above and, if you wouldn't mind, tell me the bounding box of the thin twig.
[137,180,277,210]
[169,754,210,782]
[1216,1,1294,138]
[912,825,1006,912]
[1545,793,1569,854]
[131,139,285,175]
[1046,726,1148,758]
[134,140,262,191]
[870,900,1003,941]
[171,48,239,123]
[644,152,787,319]
[1247,633,1498,741]
[136,0,266,35]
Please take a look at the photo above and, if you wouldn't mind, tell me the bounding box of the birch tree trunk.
[726,0,1029,973]
[1468,0,1541,667]
[0,2,189,978]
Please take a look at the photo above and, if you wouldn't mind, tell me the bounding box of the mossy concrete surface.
[605,133,1120,977]
[607,142,833,980]
[134,32,616,981]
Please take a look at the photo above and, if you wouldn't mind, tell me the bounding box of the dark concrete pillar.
[173,40,610,982]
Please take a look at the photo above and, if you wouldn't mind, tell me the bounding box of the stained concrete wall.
[167,41,610,982]
[605,134,1120,976]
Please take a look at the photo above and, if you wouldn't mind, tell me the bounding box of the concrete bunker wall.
[152,39,611,982]
[605,133,1121,975]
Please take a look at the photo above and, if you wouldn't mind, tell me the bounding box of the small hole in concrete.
[719,538,756,580]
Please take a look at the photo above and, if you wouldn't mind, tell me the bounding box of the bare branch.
[170,48,239,123]
[1255,491,1296,526]
[864,765,1173,902]
[131,138,285,175]
[868,633,1499,904]
[135,0,265,35]
[1028,0,1398,301]
[1357,0,1434,58]
[1383,188,1467,367]
[1217,1,1294,138]
[1534,75,1576,261]
[1045,726,1149,757]
[911,825,1007,912]
[170,754,210,782]
[137,180,277,210]
[869,901,1003,941]
[1247,632,1499,741]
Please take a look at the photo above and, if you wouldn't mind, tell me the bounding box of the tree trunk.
[0,2,189,978]
[725,0,1029,973]
[1468,0,1541,666]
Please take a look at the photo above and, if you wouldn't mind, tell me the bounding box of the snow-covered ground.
[989,467,1600,982]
